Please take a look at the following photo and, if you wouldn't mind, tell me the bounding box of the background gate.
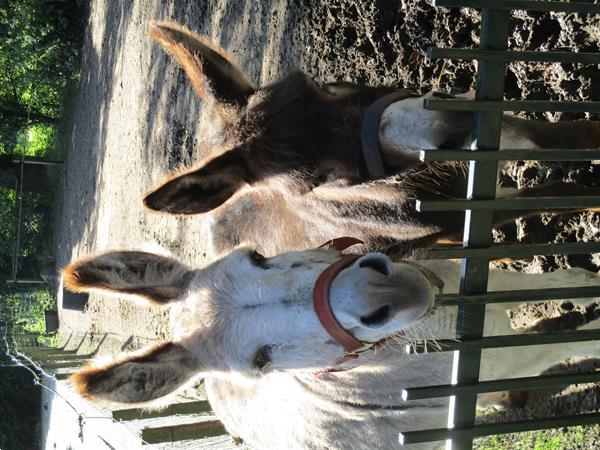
[402,0,600,448]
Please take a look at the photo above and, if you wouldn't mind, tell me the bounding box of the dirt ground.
[55,0,599,447]
[57,0,308,352]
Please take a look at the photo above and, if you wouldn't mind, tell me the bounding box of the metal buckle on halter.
[344,342,375,358]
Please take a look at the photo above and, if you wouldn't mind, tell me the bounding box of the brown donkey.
[144,21,600,256]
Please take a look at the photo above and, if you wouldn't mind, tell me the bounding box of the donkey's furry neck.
[209,162,469,257]
[203,259,600,449]
[205,260,461,450]
[206,351,454,449]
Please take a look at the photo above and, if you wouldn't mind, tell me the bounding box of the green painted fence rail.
[429,48,600,64]
[43,353,94,361]
[434,0,600,14]
[399,412,600,445]
[25,347,78,356]
[417,196,600,212]
[424,98,600,113]
[403,371,600,401]
[425,242,600,259]
[113,400,212,421]
[54,371,75,381]
[416,329,600,353]
[42,359,90,369]
[141,420,227,444]
[420,148,600,162]
[438,286,600,306]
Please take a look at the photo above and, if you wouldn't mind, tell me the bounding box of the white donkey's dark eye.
[250,251,267,268]
[252,345,272,371]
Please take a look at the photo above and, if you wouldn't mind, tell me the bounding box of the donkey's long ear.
[149,20,255,107]
[72,342,200,406]
[144,147,251,214]
[63,251,191,306]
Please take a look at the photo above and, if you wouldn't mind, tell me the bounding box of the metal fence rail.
[424,98,600,112]
[400,412,600,445]
[435,0,600,13]
[420,329,600,352]
[421,148,600,161]
[403,372,600,401]
[425,241,600,259]
[418,196,600,211]
[428,48,600,64]
[440,286,600,306]
[407,0,600,448]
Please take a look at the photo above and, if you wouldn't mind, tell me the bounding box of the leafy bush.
[0,2,82,447]
[0,0,83,152]
[0,186,53,279]
[13,124,56,156]
[0,0,84,281]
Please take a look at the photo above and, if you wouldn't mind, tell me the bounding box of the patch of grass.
[476,425,588,450]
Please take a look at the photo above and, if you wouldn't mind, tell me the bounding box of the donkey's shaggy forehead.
[208,246,338,306]
[170,246,342,371]
[171,246,338,337]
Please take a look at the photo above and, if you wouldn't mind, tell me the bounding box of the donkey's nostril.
[360,305,392,327]
[359,257,389,276]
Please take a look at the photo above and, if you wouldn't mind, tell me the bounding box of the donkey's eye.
[249,251,267,268]
[313,168,335,187]
[317,172,329,184]
[252,345,272,371]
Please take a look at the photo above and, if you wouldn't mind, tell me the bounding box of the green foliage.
[0,186,51,278]
[19,290,54,333]
[13,124,55,156]
[0,0,82,280]
[0,0,82,152]
[1,285,55,321]
[476,426,587,450]
[0,2,80,447]
[0,282,58,352]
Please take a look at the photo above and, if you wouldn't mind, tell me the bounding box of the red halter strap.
[315,237,365,354]
[318,236,364,252]
[313,254,364,354]
[312,237,406,376]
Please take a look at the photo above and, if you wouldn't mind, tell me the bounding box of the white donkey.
[64,242,600,449]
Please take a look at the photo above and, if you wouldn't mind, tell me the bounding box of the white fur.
[72,248,600,449]
[378,91,538,162]
[199,258,600,450]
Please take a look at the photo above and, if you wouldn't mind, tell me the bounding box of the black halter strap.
[360,91,417,179]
